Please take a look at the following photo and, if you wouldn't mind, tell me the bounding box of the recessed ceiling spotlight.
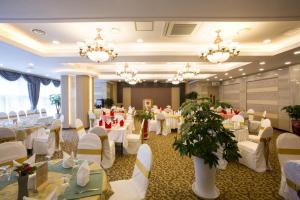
[238,68,243,71]
[294,51,300,55]
[52,40,60,45]
[278,68,283,71]
[259,68,264,71]
[154,79,158,83]
[285,61,292,65]
[31,28,46,36]
[242,73,246,76]
[137,38,143,43]
[224,73,229,76]
[219,79,223,81]
[259,61,266,65]
[263,39,271,44]
[206,79,210,81]
[274,73,278,76]
[296,82,300,85]
[214,76,218,79]
[229,76,233,79]
[28,63,34,66]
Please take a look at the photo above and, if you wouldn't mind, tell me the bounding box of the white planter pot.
[192,156,220,199]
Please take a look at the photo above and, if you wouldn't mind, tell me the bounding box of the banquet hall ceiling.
[0,0,300,81]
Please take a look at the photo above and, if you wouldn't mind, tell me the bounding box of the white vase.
[192,156,220,199]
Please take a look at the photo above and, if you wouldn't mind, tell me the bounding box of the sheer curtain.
[37,82,61,117]
[0,76,31,113]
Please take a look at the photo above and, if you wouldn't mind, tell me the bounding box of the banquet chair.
[75,118,87,138]
[27,110,36,118]
[276,133,300,198]
[18,110,27,121]
[156,113,171,135]
[33,119,63,156]
[8,111,18,124]
[125,120,142,155]
[0,112,9,125]
[247,109,255,121]
[238,126,273,172]
[110,144,153,200]
[89,126,115,168]
[77,133,102,164]
[88,110,96,129]
[40,108,47,117]
[284,160,300,200]
[34,109,41,118]
[248,118,272,143]
[0,127,16,143]
[0,141,27,167]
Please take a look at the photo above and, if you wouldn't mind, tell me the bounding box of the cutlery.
[75,188,100,194]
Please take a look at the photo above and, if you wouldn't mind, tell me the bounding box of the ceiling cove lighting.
[78,28,118,63]
[199,30,240,64]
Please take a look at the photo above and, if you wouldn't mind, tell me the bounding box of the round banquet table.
[0,159,112,200]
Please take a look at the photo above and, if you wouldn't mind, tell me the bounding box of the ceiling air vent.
[163,22,199,37]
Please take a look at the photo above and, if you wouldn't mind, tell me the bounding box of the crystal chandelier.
[126,76,141,85]
[116,63,137,79]
[167,74,184,85]
[78,28,118,63]
[178,63,200,79]
[199,30,239,64]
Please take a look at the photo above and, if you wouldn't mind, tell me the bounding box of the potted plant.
[185,91,198,100]
[14,163,36,200]
[104,98,114,108]
[49,94,61,119]
[135,110,154,140]
[282,105,300,136]
[173,98,241,199]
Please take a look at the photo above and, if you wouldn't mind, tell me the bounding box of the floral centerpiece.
[173,98,240,199]
[14,163,36,200]
[135,110,154,140]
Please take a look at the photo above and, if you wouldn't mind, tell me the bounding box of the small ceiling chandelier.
[199,30,240,64]
[167,74,184,85]
[126,76,141,85]
[78,28,118,63]
[116,63,137,79]
[178,63,200,79]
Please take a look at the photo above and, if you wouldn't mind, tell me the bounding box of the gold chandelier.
[78,28,118,63]
[199,30,240,63]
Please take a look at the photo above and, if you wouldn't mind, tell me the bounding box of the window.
[37,82,61,117]
[0,76,31,113]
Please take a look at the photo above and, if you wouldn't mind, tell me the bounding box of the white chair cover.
[18,110,27,121]
[276,133,300,198]
[24,127,44,150]
[34,109,40,118]
[247,109,255,121]
[8,111,18,124]
[238,126,273,172]
[40,108,47,117]
[0,127,16,143]
[262,110,267,118]
[26,110,36,119]
[110,144,153,200]
[125,120,142,155]
[156,113,171,135]
[89,126,115,169]
[0,112,9,125]
[249,118,272,142]
[0,141,27,167]
[88,111,96,128]
[75,119,86,139]
[77,133,102,164]
[284,160,300,200]
[32,127,56,156]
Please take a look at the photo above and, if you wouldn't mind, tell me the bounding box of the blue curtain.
[0,68,61,110]
[0,70,22,81]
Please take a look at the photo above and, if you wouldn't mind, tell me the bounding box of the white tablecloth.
[166,117,180,129]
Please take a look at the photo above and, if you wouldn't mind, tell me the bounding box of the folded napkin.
[77,160,90,187]
[62,152,75,168]
[13,154,36,167]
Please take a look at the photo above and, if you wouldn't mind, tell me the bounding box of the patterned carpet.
[44,127,284,200]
